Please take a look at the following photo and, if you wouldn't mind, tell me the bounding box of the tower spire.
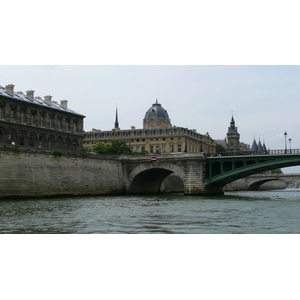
[114,104,120,130]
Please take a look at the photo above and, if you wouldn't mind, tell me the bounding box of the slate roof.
[0,86,85,117]
[144,100,169,120]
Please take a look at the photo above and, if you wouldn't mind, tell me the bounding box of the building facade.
[84,100,216,154]
[0,84,85,151]
[215,116,269,154]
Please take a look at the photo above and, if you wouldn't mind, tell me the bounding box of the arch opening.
[129,168,175,194]
[248,179,284,190]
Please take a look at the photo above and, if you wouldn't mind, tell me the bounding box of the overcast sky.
[1,65,299,149]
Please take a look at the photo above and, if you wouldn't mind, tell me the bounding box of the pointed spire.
[257,139,263,153]
[251,136,258,152]
[230,116,235,128]
[114,105,120,130]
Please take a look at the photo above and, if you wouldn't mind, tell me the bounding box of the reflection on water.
[1,189,300,233]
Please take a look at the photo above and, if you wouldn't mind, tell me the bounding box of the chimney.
[26,90,35,100]
[5,84,15,95]
[44,95,52,104]
[60,100,68,109]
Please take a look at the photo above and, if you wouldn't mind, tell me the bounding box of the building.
[215,115,268,154]
[84,100,216,154]
[0,84,85,151]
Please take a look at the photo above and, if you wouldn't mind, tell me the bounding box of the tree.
[216,143,228,155]
[271,169,283,174]
[92,142,112,154]
[92,140,130,155]
[110,140,130,155]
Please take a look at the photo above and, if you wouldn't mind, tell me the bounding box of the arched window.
[65,138,71,151]
[39,134,46,148]
[57,136,63,150]
[48,136,54,149]
[19,131,26,146]
[29,134,35,147]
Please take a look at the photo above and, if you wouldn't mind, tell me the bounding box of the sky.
[1,65,300,172]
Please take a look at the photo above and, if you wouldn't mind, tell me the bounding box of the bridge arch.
[127,163,185,194]
[248,179,284,190]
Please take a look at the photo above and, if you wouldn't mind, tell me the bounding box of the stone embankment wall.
[0,149,124,199]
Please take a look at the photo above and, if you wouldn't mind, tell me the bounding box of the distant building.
[84,100,216,154]
[215,115,251,154]
[0,84,85,151]
[215,116,268,154]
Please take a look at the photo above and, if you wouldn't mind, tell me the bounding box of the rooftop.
[0,84,85,117]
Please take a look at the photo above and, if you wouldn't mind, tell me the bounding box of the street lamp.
[289,138,292,154]
[284,131,287,154]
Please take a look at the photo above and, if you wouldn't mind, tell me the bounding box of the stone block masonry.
[0,150,124,198]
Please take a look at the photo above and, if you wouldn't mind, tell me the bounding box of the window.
[21,112,25,123]
[66,122,70,131]
[41,116,44,126]
[10,110,15,121]
[170,145,174,152]
[150,146,153,153]
[50,118,53,128]
[31,114,35,124]
[156,146,160,153]
[0,107,3,118]
[178,144,182,152]
[162,145,166,153]
[74,123,77,132]
[58,120,61,130]
[136,146,140,152]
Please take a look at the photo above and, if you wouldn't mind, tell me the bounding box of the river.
[1,189,300,234]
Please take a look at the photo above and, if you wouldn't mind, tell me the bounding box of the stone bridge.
[120,152,300,195]
[121,153,208,195]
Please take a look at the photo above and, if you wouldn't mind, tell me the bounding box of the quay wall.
[0,149,124,199]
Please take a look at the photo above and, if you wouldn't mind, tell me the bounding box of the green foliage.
[216,144,228,154]
[53,150,64,157]
[131,150,149,156]
[110,140,130,155]
[271,169,283,174]
[92,140,130,155]
[14,145,23,153]
[92,140,149,156]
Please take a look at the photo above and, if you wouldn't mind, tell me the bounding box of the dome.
[144,100,169,120]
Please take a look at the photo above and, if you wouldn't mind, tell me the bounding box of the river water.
[1,189,300,234]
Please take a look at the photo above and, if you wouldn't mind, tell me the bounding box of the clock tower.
[227,116,240,154]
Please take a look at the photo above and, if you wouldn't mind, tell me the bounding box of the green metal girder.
[205,154,300,187]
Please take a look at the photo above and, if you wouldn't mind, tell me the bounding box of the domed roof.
[144,100,169,120]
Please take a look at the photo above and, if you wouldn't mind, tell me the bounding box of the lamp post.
[284,131,287,154]
[289,138,292,154]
